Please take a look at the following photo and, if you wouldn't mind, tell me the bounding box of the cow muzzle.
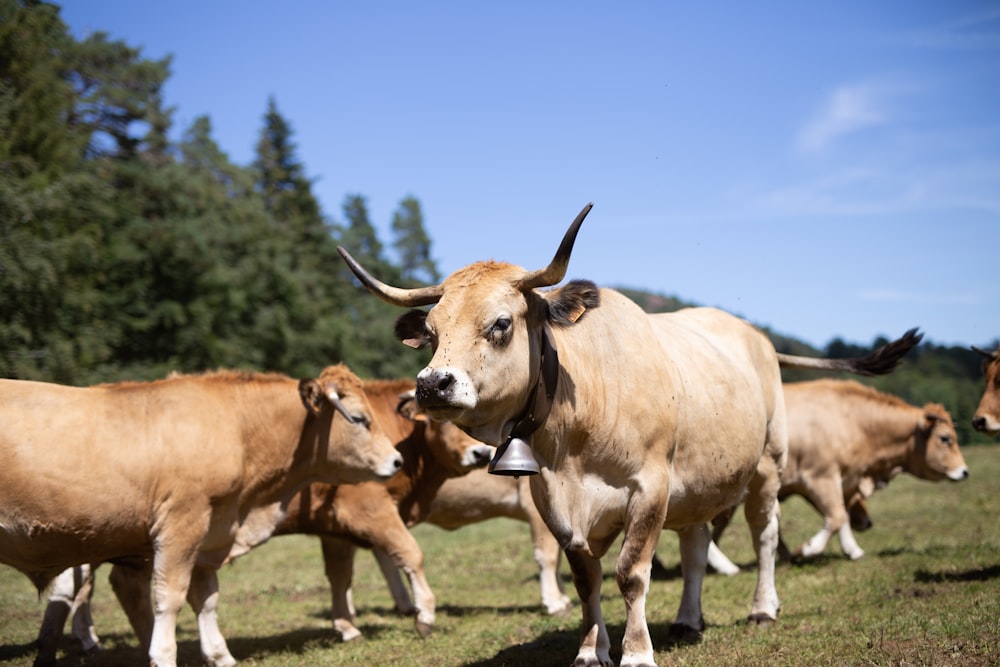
[415,366,478,415]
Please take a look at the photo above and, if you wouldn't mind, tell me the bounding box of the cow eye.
[488,316,512,343]
[939,434,952,445]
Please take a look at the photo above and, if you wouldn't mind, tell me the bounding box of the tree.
[392,196,440,285]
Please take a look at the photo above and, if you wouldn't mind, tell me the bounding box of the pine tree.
[391,196,440,285]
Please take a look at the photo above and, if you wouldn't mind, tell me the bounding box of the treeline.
[1,0,434,384]
[2,1,994,448]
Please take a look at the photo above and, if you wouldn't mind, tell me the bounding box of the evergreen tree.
[391,196,440,285]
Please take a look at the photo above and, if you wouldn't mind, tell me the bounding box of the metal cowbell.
[488,436,539,477]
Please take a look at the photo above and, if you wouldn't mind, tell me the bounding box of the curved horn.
[971,345,999,360]
[338,246,444,307]
[518,202,593,290]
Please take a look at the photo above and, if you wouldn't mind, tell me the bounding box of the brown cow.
[37,380,493,656]
[337,202,920,666]
[710,379,968,565]
[0,365,402,667]
[973,345,1000,435]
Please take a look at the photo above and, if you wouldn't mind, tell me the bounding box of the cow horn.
[518,203,593,290]
[327,389,362,424]
[337,247,444,307]
[971,345,998,360]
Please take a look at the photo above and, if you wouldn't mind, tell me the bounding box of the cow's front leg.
[565,547,611,667]
[836,522,865,560]
[186,566,236,667]
[796,473,849,559]
[35,566,82,666]
[320,537,363,641]
[521,477,572,615]
[364,521,435,638]
[673,524,709,642]
[372,547,417,614]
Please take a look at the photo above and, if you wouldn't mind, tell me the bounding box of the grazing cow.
[709,379,968,565]
[973,345,1000,435]
[37,380,493,655]
[1,365,402,667]
[337,203,920,666]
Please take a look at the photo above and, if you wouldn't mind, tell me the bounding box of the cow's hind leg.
[187,566,237,667]
[744,452,782,625]
[109,562,154,652]
[672,524,709,642]
[320,537,363,641]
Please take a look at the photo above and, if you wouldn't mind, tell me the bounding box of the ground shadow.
[914,563,1000,584]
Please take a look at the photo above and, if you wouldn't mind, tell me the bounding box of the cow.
[708,379,968,566]
[336,202,921,666]
[972,345,1000,435]
[0,364,402,667]
[35,380,494,657]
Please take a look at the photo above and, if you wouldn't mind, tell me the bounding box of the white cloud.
[900,8,1000,51]
[798,83,888,153]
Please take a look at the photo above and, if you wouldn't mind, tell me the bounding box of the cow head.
[396,389,496,471]
[972,345,1000,436]
[298,364,403,481]
[910,404,969,482]
[338,203,600,446]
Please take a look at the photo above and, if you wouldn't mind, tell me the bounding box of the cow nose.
[972,416,987,431]
[416,369,455,405]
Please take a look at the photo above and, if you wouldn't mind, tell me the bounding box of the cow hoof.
[667,622,703,645]
[748,612,777,627]
[415,621,433,638]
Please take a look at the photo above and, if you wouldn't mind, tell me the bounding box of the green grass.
[2,446,998,666]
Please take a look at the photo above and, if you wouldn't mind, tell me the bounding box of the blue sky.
[61,2,1000,349]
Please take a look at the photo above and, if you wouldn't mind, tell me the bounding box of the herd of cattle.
[1,203,996,667]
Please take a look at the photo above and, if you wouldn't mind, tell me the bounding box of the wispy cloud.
[898,8,1000,51]
[797,82,890,153]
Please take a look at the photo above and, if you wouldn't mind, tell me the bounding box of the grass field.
[1,446,998,666]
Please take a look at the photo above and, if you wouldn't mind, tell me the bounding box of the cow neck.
[509,323,559,442]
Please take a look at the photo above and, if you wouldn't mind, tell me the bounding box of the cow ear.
[395,309,431,349]
[920,404,946,430]
[545,279,600,327]
[299,378,326,416]
[396,390,429,422]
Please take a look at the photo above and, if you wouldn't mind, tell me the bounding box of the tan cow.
[36,379,493,656]
[709,379,968,566]
[0,365,402,667]
[337,202,920,666]
[973,345,1000,435]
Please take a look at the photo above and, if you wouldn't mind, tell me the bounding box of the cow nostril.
[435,373,454,392]
[392,455,403,472]
[972,416,986,431]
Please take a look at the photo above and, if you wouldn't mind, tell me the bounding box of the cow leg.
[186,566,237,667]
[614,486,669,667]
[320,536,363,641]
[673,524,709,640]
[372,547,417,614]
[796,473,860,559]
[520,477,571,615]
[564,548,611,667]
[35,566,79,666]
[743,453,782,625]
[363,521,435,638]
[69,564,101,652]
[836,523,865,560]
[109,562,154,652]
